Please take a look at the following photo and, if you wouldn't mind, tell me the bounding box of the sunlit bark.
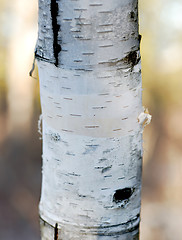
[36,0,143,239]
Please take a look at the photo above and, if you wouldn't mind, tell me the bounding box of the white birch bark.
[36,0,143,239]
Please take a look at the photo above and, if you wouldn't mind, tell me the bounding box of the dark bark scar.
[54,223,58,240]
[51,0,61,66]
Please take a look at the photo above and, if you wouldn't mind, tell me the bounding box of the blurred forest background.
[0,0,182,239]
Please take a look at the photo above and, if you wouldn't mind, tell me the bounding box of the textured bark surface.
[36,0,142,239]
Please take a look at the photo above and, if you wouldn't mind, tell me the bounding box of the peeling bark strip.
[37,0,143,239]
[50,0,61,66]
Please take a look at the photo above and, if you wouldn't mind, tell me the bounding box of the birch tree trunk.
[36,0,143,239]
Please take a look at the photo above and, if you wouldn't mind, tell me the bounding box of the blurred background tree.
[140,1,182,239]
[0,0,182,239]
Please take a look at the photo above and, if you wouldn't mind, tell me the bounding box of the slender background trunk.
[36,0,143,239]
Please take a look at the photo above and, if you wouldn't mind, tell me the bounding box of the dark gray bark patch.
[35,48,51,62]
[50,133,61,142]
[101,165,112,174]
[100,51,140,69]
[97,215,140,237]
[50,0,61,66]
[130,11,135,19]
[122,51,139,67]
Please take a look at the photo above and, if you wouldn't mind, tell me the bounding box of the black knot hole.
[113,188,133,203]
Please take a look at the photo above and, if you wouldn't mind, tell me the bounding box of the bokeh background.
[0,0,182,239]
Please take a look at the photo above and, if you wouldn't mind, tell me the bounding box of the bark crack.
[50,0,61,67]
[54,223,58,240]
